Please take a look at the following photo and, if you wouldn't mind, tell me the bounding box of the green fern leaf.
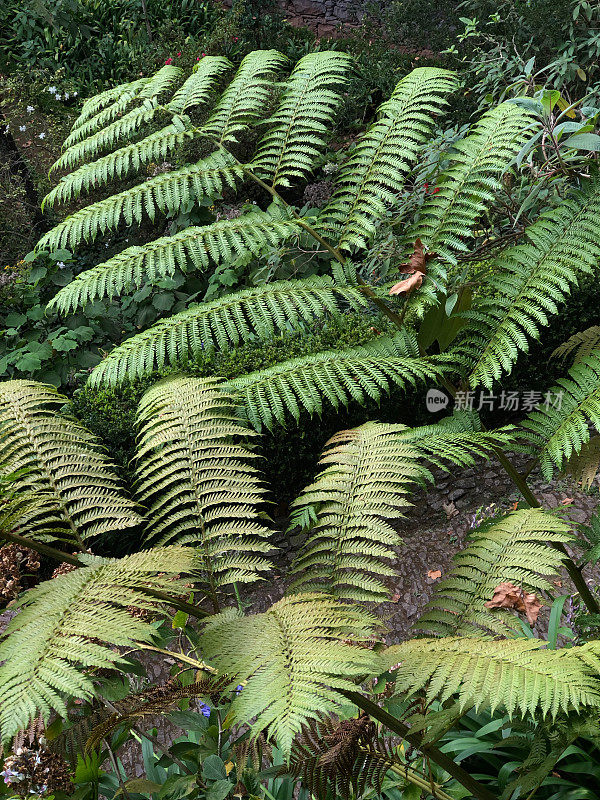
[289,422,429,602]
[464,177,600,389]
[401,102,534,314]
[552,326,600,365]
[520,350,600,479]
[37,151,244,252]
[0,380,141,545]
[379,636,600,718]
[200,593,379,754]
[85,276,369,387]
[135,377,272,597]
[224,333,446,431]
[318,67,458,251]
[48,213,303,313]
[65,76,150,144]
[201,49,288,144]
[251,51,351,188]
[416,508,572,637]
[167,55,232,115]
[0,547,198,742]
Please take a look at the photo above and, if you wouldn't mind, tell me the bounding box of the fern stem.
[342,691,499,800]
[0,528,210,618]
[379,757,454,800]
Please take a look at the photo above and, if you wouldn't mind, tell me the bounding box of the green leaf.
[202,755,227,781]
[117,779,162,797]
[563,132,600,151]
[5,313,27,328]
[157,774,198,800]
[206,780,233,800]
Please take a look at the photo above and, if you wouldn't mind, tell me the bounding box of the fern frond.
[37,151,243,252]
[319,67,457,251]
[201,49,288,144]
[415,508,572,637]
[53,66,183,173]
[85,276,369,387]
[563,434,600,490]
[200,593,379,754]
[45,58,233,208]
[379,636,600,718]
[66,76,149,143]
[166,55,232,114]
[402,103,534,315]
[0,380,141,545]
[43,121,194,209]
[289,422,429,602]
[464,177,600,389]
[251,51,351,188]
[135,377,272,597]
[0,547,197,742]
[223,333,446,431]
[48,213,303,313]
[552,326,600,365]
[520,350,600,479]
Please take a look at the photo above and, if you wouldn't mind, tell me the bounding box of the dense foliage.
[3,4,600,800]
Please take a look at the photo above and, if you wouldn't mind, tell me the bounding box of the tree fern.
[415,508,572,637]
[200,593,379,754]
[52,65,183,173]
[400,102,534,314]
[318,67,458,250]
[65,76,150,144]
[135,377,272,602]
[49,213,303,312]
[552,326,600,365]
[37,150,244,252]
[0,380,141,546]
[289,423,430,602]
[166,55,232,115]
[0,546,197,742]
[85,276,369,386]
[44,58,232,208]
[520,349,600,479]
[223,333,445,431]
[378,636,600,718]
[201,49,288,144]
[251,51,352,188]
[464,177,600,389]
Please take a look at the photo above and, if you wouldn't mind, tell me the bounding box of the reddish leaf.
[397,238,437,274]
[484,581,542,625]
[427,569,442,580]
[389,271,424,296]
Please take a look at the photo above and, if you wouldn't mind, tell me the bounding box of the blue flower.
[199,702,211,717]
[235,685,243,695]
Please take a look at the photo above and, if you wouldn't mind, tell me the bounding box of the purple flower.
[235,685,243,695]
[199,702,211,717]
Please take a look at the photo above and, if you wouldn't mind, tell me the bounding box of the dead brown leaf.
[397,238,437,274]
[389,271,424,295]
[484,581,542,625]
[427,569,442,580]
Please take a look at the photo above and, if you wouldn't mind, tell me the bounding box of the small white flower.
[55,94,62,101]
[56,261,66,269]
[38,132,46,139]
[73,91,78,97]
[26,105,34,113]
[19,125,26,132]
[48,86,57,93]
[64,92,69,100]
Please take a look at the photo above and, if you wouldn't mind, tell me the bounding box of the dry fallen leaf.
[442,501,458,518]
[427,569,442,580]
[389,238,437,296]
[561,497,574,505]
[391,592,402,603]
[389,271,424,295]
[397,238,437,274]
[485,581,542,625]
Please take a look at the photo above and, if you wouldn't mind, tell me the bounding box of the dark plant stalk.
[343,691,499,800]
[0,529,209,618]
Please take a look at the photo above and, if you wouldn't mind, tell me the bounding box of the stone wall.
[280,0,369,37]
